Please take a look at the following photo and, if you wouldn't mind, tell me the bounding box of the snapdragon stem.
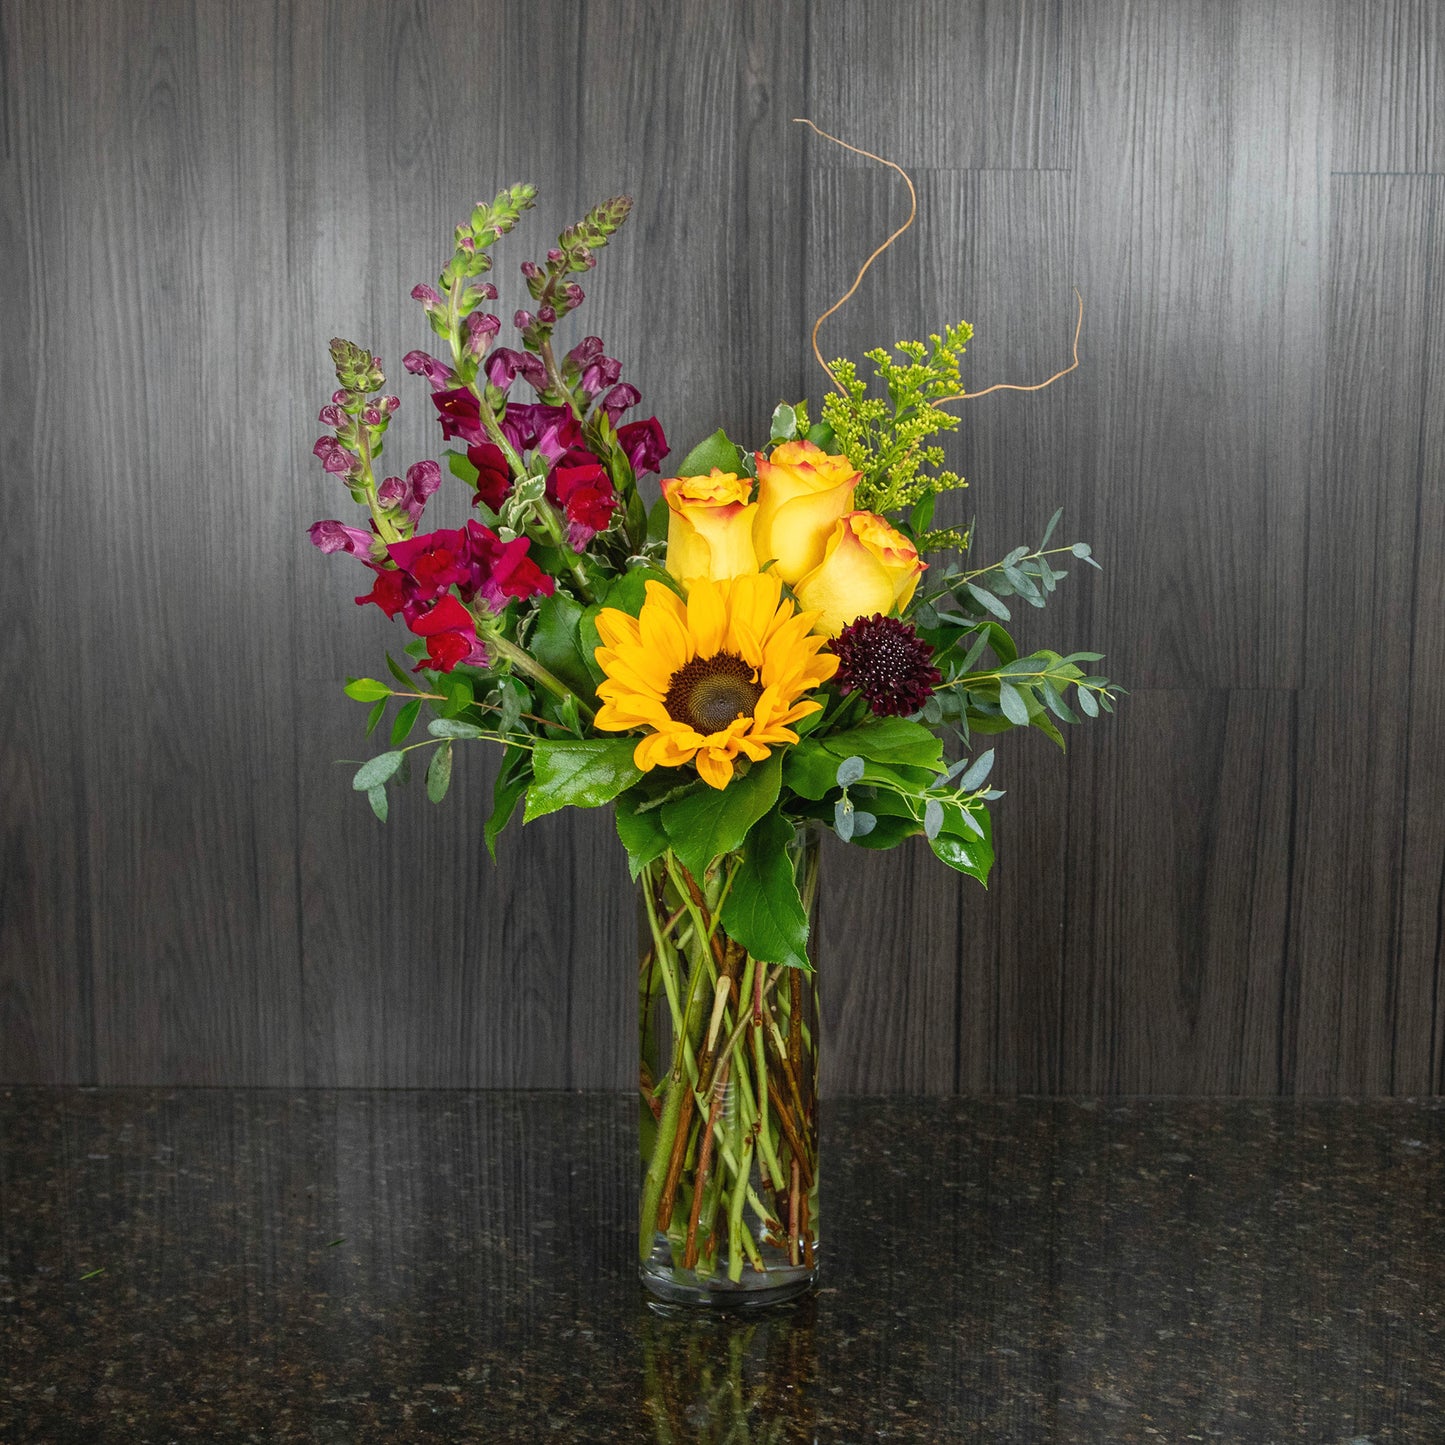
[484,634,595,722]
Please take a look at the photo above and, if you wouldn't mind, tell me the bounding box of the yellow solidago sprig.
[820,322,973,550]
[592,573,837,789]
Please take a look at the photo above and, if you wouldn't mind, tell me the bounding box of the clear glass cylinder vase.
[637,824,821,1307]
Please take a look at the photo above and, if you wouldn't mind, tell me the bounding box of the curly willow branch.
[938,288,1085,405]
[792,119,918,396]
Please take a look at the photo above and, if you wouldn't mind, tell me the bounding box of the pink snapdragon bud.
[464,311,500,359]
[307,518,375,557]
[600,382,641,422]
[476,282,498,301]
[403,350,457,391]
[411,282,444,308]
[379,395,400,415]
[362,405,383,427]
[561,284,584,309]
[332,389,351,407]
[520,261,542,282]
[537,305,556,325]
[319,403,346,427]
[547,247,564,264]
[313,436,355,476]
[513,309,535,330]
[457,234,476,254]
[581,355,622,395]
[566,336,604,369]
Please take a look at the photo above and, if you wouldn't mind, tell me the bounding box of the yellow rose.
[793,511,927,636]
[661,470,759,589]
[752,440,859,584]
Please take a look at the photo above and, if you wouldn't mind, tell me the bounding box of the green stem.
[484,633,596,721]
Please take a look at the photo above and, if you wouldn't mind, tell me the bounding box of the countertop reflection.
[2,1090,1443,1441]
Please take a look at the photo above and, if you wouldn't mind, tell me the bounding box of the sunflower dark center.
[664,651,763,734]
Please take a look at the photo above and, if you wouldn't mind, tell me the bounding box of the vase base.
[639,1236,817,1310]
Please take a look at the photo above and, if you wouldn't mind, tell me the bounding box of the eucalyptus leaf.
[426,742,453,803]
[966,583,1010,621]
[366,785,389,823]
[1039,507,1063,550]
[428,719,485,739]
[957,749,995,792]
[353,750,405,791]
[835,755,866,787]
[850,810,877,838]
[997,681,1031,727]
[833,798,855,843]
[923,798,944,839]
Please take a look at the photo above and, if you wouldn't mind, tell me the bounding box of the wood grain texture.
[2,0,1444,1094]
[807,0,1074,170]
[1287,174,1445,1095]
[1333,0,1445,173]
[1068,0,1324,691]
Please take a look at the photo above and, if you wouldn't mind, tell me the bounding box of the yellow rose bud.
[661,470,759,590]
[752,439,859,584]
[794,511,927,637]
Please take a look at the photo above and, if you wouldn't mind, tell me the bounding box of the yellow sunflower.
[593,572,838,789]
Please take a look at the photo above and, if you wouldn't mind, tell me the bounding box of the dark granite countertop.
[2,1090,1443,1442]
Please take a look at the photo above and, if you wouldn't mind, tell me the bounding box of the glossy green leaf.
[820,717,945,772]
[345,677,391,702]
[676,428,745,479]
[390,699,422,746]
[524,739,643,822]
[660,752,782,881]
[529,591,597,701]
[719,811,811,970]
[615,789,671,880]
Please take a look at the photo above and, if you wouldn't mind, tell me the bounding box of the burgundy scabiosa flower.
[830,613,943,718]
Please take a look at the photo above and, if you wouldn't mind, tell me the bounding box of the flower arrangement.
[308,130,1117,1302]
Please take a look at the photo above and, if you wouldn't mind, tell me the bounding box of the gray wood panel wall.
[3,0,1443,1094]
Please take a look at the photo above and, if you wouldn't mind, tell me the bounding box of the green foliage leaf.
[997,681,1031,727]
[485,749,530,859]
[366,785,389,822]
[1077,684,1100,718]
[719,811,810,970]
[364,697,387,737]
[385,654,414,689]
[614,789,671,881]
[820,717,945,773]
[660,752,782,881]
[345,677,391,702]
[966,583,1010,621]
[676,428,745,478]
[390,698,422,746]
[428,718,485,739]
[769,403,799,443]
[524,739,643,822]
[529,591,597,701]
[353,750,404,791]
[929,808,993,885]
[426,742,453,803]
[781,739,841,801]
